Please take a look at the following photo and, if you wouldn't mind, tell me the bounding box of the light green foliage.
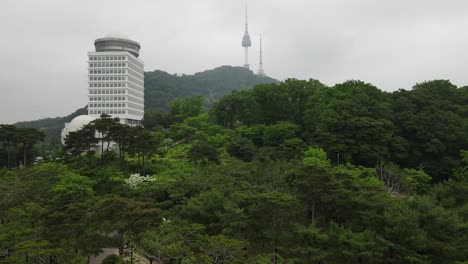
[403,168,431,194]
[302,147,330,168]
[169,96,204,121]
[332,163,375,179]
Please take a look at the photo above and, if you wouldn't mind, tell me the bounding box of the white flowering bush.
[125,173,155,189]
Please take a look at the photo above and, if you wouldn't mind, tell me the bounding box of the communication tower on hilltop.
[257,35,265,76]
[241,5,252,69]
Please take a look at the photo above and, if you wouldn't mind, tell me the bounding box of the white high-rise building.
[87,36,144,125]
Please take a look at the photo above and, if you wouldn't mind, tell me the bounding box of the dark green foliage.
[227,137,256,162]
[63,124,98,165]
[0,125,44,168]
[15,107,88,152]
[187,142,220,164]
[101,254,121,264]
[211,79,324,127]
[142,110,174,130]
[211,79,467,181]
[391,80,468,181]
[304,80,395,166]
[262,122,300,146]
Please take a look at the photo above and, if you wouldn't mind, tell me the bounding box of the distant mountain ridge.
[15,66,278,146]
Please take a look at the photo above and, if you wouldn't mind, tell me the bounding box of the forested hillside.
[15,66,277,149]
[145,65,277,112]
[1,78,467,263]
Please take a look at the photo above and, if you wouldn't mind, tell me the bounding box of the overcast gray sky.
[1,0,468,124]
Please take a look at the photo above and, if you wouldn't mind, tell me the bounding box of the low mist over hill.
[15,66,277,147]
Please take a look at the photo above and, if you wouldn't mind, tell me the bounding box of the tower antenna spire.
[245,4,248,32]
[241,3,251,69]
[257,34,265,76]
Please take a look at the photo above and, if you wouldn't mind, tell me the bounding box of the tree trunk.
[23,144,27,167]
[101,138,104,167]
[307,208,312,225]
[119,148,123,170]
[312,200,315,225]
[130,244,134,264]
[6,146,11,169]
[121,150,126,171]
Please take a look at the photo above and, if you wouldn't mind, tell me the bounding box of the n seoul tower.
[241,5,252,69]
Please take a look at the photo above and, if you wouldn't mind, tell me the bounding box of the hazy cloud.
[1,0,468,123]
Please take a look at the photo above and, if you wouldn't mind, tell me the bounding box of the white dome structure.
[67,115,95,131]
[61,115,95,145]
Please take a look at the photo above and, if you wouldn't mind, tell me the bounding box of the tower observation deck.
[241,6,251,69]
[94,37,141,57]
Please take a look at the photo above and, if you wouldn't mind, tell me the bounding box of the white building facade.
[87,37,144,125]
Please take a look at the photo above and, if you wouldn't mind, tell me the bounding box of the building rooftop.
[94,37,141,57]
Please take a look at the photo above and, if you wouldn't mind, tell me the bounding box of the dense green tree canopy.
[1,77,467,263]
